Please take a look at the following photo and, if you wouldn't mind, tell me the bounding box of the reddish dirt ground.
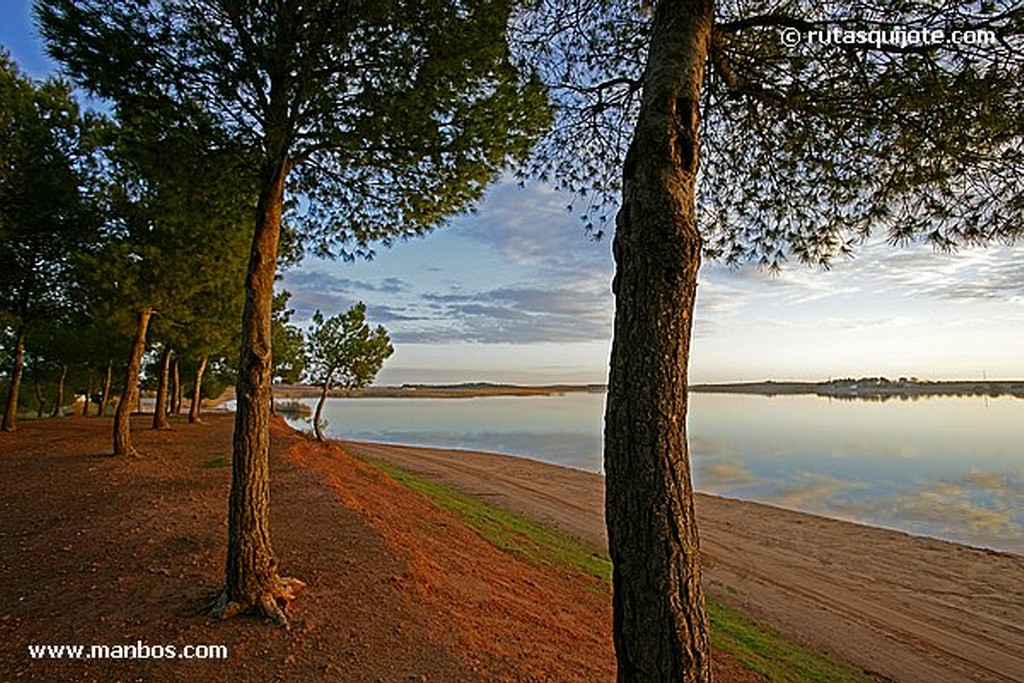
[0,414,762,682]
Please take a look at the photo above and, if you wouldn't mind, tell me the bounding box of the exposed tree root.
[210,576,306,628]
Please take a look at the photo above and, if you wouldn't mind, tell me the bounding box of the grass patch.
[368,458,875,683]
[371,460,611,583]
[200,455,231,469]
[708,597,873,683]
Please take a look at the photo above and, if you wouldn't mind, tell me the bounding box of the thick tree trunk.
[52,362,68,417]
[213,149,303,624]
[1,322,26,431]
[313,379,330,442]
[98,359,112,417]
[189,354,208,424]
[604,2,713,682]
[153,346,172,430]
[113,308,153,456]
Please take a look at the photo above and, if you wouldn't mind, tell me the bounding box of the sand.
[341,440,1024,683]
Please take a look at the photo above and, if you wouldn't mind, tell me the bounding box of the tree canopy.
[0,52,99,430]
[519,0,1023,261]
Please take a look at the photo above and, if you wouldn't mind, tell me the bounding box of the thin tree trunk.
[604,2,713,682]
[189,354,209,423]
[52,362,68,417]
[214,145,303,624]
[98,359,112,417]
[1,322,26,431]
[34,372,45,418]
[313,378,330,442]
[171,356,181,414]
[153,346,172,429]
[113,308,153,456]
[82,369,94,416]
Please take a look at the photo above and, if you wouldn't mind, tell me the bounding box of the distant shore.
[267,378,1024,400]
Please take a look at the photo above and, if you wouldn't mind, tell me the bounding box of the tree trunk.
[213,146,303,624]
[98,359,112,417]
[52,362,68,417]
[1,322,26,431]
[189,354,208,424]
[171,356,181,414]
[113,308,153,456]
[33,371,46,418]
[82,370,94,416]
[153,346,172,430]
[604,2,713,682]
[313,378,330,442]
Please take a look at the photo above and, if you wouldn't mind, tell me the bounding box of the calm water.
[285,393,1024,554]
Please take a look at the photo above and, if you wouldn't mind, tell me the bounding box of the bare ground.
[0,414,762,682]
[341,440,1024,683]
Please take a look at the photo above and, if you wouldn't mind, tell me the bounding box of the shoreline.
[338,438,1024,683]
[264,379,1024,400]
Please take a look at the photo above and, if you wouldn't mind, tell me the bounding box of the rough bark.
[603,2,713,681]
[212,143,303,625]
[113,308,153,456]
[98,359,112,418]
[1,322,26,431]
[52,363,68,418]
[153,346,172,430]
[313,378,331,442]
[189,354,208,424]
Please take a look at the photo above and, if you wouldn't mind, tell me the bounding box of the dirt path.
[341,440,1024,683]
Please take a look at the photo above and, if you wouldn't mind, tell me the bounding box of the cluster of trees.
[0,54,256,445]
[2,1,1019,681]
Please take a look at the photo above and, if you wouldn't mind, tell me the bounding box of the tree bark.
[153,346,172,429]
[1,322,26,431]
[98,359,112,417]
[313,378,331,442]
[171,356,181,414]
[213,143,303,624]
[189,354,208,424]
[52,362,68,417]
[604,2,713,681]
[113,308,153,456]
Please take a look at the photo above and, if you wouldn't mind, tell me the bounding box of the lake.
[283,392,1024,554]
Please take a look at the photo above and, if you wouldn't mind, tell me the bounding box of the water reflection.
[291,393,1024,554]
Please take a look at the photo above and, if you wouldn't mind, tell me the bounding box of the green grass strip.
[368,459,874,683]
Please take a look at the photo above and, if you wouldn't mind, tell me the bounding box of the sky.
[3,5,1021,385]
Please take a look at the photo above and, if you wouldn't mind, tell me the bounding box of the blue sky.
[4,6,1021,384]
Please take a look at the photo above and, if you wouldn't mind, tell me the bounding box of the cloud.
[411,278,613,344]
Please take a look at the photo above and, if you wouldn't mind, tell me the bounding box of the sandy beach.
[341,440,1024,683]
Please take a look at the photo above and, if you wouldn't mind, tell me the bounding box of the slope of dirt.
[0,415,762,682]
[342,440,1024,683]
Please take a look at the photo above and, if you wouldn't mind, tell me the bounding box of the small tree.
[305,304,393,442]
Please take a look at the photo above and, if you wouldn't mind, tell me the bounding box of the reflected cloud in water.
[292,393,1024,554]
